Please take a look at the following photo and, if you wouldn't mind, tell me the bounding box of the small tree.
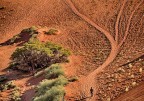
[10,38,70,72]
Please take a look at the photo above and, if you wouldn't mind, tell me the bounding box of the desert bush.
[0,81,16,91]
[34,75,68,101]
[36,79,56,96]
[10,39,70,72]
[33,64,68,101]
[0,84,8,91]
[34,64,65,78]
[36,76,68,96]
[10,35,21,43]
[68,76,79,82]
[11,48,52,71]
[6,81,16,88]
[44,29,58,35]
[45,64,65,79]
[21,26,38,35]
[53,76,69,86]
[0,81,21,101]
[34,85,65,101]
[11,87,21,101]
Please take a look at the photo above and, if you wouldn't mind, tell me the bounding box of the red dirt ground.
[0,0,144,101]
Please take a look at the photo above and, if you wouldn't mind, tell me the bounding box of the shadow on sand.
[0,31,32,47]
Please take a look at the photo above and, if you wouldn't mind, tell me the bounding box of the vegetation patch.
[33,64,68,101]
[10,87,21,101]
[0,81,21,101]
[10,35,21,43]
[44,28,58,35]
[4,26,39,45]
[0,81,16,91]
[7,26,71,101]
[9,38,70,72]
[21,26,38,35]
[34,85,65,101]
[45,64,65,79]
[68,76,79,82]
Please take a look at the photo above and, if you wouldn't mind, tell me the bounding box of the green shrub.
[36,76,68,96]
[68,76,79,82]
[6,81,16,88]
[21,26,38,35]
[22,26,38,32]
[36,79,55,96]
[10,39,70,71]
[34,75,68,101]
[0,81,16,91]
[45,64,65,79]
[34,64,66,78]
[0,81,21,100]
[10,35,21,43]
[34,85,65,101]
[0,85,8,91]
[44,42,71,57]
[31,34,38,38]
[11,88,21,101]
[45,29,58,35]
[54,76,69,86]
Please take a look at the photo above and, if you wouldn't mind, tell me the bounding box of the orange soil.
[0,0,144,101]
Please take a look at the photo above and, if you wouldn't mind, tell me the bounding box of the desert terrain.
[0,0,144,101]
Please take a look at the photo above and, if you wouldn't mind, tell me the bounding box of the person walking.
[90,87,94,97]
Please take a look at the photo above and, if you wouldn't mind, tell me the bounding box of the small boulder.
[125,87,129,92]
[132,82,137,86]
[139,68,142,73]
[128,63,133,68]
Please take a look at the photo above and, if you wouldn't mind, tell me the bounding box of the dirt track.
[65,0,144,100]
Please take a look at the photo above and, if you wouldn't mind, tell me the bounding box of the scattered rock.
[108,83,113,87]
[27,83,31,86]
[130,74,135,78]
[138,59,142,61]
[114,74,118,79]
[139,68,142,73]
[111,79,115,82]
[117,68,125,73]
[128,63,133,68]
[132,82,137,86]
[125,87,129,92]
[107,97,111,101]
[107,87,111,90]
